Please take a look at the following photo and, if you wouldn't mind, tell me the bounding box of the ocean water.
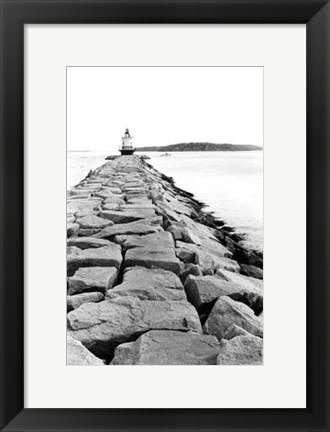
[67,150,263,252]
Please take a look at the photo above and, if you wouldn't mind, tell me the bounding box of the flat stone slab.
[99,208,155,224]
[121,203,155,210]
[95,218,163,240]
[115,231,174,251]
[67,237,111,250]
[126,197,153,205]
[67,244,122,276]
[67,292,104,311]
[67,199,102,214]
[124,247,182,274]
[68,266,118,294]
[204,296,263,340]
[111,330,221,365]
[76,215,114,230]
[107,267,185,301]
[67,297,202,359]
[184,275,258,310]
[67,335,104,366]
[216,335,263,365]
[103,197,126,205]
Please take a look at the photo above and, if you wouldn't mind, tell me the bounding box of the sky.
[67,66,263,152]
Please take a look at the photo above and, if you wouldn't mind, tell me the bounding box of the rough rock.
[216,335,263,365]
[232,248,263,269]
[223,324,253,340]
[240,264,263,280]
[175,241,239,274]
[184,275,260,310]
[107,267,185,301]
[67,244,122,276]
[67,223,79,237]
[76,215,114,230]
[179,264,203,283]
[124,247,182,274]
[167,225,183,240]
[204,296,263,340]
[95,218,163,240]
[67,292,104,311]
[67,297,202,358]
[111,330,221,365]
[176,246,196,263]
[67,335,104,365]
[216,269,263,294]
[68,266,118,294]
[67,237,111,250]
[115,231,174,251]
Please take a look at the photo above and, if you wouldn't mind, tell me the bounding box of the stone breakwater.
[67,155,263,365]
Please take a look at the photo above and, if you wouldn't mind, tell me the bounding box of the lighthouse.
[120,128,135,155]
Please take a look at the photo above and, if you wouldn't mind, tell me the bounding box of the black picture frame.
[0,1,329,431]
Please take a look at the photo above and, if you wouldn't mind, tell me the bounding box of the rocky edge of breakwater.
[67,155,263,365]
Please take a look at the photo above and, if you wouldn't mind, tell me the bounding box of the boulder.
[99,208,155,224]
[115,231,174,251]
[216,335,263,365]
[76,215,114,230]
[204,296,263,340]
[67,237,111,250]
[124,247,182,274]
[67,297,202,359]
[107,267,185,301]
[175,241,239,274]
[67,335,104,366]
[167,225,183,241]
[67,223,79,237]
[95,218,163,240]
[111,330,220,365]
[232,248,263,269]
[68,266,118,294]
[216,269,263,294]
[176,246,195,263]
[67,292,104,311]
[184,275,253,310]
[240,264,263,280]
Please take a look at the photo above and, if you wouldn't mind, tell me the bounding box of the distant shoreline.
[136,143,263,152]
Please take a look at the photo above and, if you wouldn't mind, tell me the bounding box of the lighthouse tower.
[120,128,135,155]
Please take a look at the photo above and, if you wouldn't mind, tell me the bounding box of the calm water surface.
[67,150,263,252]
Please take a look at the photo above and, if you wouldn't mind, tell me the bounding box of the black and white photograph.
[66,66,263,366]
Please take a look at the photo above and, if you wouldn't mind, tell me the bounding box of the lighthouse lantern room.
[120,128,135,155]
